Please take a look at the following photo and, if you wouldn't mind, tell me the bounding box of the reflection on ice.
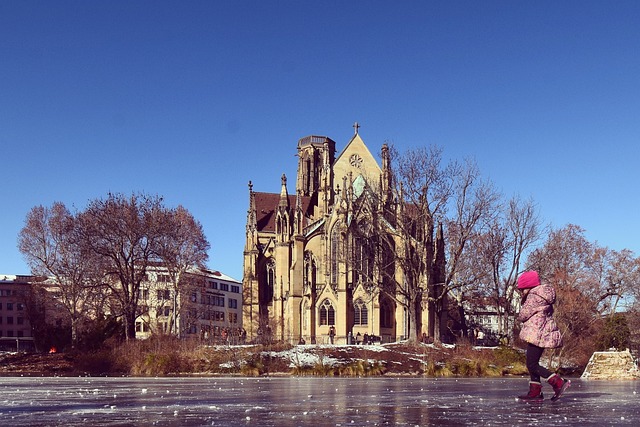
[0,377,638,426]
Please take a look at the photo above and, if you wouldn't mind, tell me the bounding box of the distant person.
[516,270,571,401]
[329,325,336,344]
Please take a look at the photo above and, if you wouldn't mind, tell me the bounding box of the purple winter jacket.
[518,284,563,348]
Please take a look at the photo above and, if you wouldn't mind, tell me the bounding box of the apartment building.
[0,275,36,350]
[135,266,243,342]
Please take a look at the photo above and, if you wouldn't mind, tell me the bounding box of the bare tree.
[441,158,501,341]
[18,202,105,348]
[155,205,210,336]
[80,193,167,341]
[349,146,501,343]
[364,145,453,342]
[599,249,639,315]
[470,195,542,342]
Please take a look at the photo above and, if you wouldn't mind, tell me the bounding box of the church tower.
[296,136,336,217]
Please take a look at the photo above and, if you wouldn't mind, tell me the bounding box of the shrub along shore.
[1,337,578,378]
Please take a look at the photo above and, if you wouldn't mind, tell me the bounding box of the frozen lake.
[1,376,638,426]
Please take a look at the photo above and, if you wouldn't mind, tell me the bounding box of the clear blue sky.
[2,1,639,281]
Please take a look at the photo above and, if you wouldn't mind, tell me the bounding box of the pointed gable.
[333,132,382,193]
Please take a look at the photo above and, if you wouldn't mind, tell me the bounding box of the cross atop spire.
[353,122,360,135]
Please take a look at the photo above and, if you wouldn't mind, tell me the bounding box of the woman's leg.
[526,343,553,382]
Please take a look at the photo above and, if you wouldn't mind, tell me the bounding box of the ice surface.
[0,377,637,426]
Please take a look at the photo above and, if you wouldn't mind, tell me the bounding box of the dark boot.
[547,374,571,401]
[518,381,544,401]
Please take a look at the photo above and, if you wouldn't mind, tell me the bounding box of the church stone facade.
[242,127,442,345]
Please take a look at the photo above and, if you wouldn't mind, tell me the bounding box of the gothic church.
[242,126,442,344]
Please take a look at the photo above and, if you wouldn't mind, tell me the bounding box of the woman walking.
[517,270,571,401]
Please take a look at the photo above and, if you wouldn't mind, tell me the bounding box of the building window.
[7,316,13,325]
[266,259,275,302]
[353,298,368,326]
[7,303,13,311]
[319,299,335,326]
[17,317,24,325]
[331,223,340,284]
[380,299,393,328]
[354,222,374,285]
[303,301,309,332]
[157,289,170,300]
[231,285,240,293]
[137,322,144,332]
[220,282,229,291]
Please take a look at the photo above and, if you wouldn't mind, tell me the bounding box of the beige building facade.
[135,266,243,343]
[243,127,443,345]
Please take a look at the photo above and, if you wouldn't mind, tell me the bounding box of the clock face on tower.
[349,153,363,168]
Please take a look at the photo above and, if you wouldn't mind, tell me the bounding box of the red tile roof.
[254,192,314,232]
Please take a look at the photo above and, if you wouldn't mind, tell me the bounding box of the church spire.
[245,181,258,252]
[279,173,289,208]
[246,181,256,233]
[381,143,392,201]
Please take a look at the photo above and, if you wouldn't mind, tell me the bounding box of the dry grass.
[2,337,545,378]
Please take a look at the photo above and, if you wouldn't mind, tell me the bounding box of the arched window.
[353,298,368,326]
[331,222,341,284]
[319,299,335,326]
[305,157,311,194]
[302,300,309,333]
[353,220,374,285]
[266,259,275,302]
[380,299,393,329]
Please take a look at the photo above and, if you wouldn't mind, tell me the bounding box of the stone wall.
[581,350,640,380]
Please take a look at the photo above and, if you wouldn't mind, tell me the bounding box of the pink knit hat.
[517,271,540,289]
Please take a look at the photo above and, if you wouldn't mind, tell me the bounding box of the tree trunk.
[70,316,79,349]
[124,308,137,341]
[458,304,469,339]
[405,297,424,342]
